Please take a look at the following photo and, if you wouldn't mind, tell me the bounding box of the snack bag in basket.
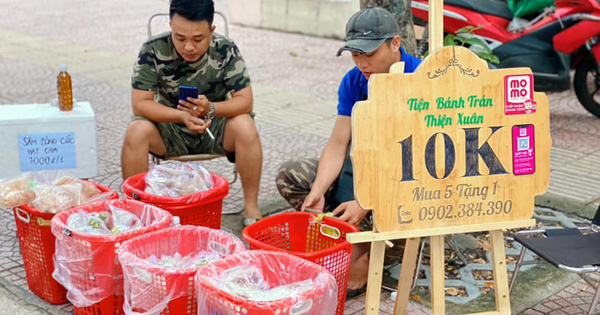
[65,204,157,235]
[0,176,36,208]
[144,162,213,197]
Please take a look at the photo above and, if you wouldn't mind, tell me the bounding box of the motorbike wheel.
[574,57,600,118]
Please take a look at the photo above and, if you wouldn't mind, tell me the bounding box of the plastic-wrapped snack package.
[66,211,111,235]
[146,251,222,269]
[1,171,109,212]
[65,204,149,235]
[54,177,101,204]
[0,176,35,208]
[109,204,143,234]
[188,162,213,188]
[144,162,213,197]
[218,265,315,301]
[117,226,246,315]
[32,184,77,214]
[196,250,338,315]
[121,170,228,228]
[32,183,113,214]
[51,199,173,308]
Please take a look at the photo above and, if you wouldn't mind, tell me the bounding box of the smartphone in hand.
[178,86,198,107]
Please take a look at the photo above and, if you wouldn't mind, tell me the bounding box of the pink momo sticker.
[512,125,536,175]
[504,74,537,115]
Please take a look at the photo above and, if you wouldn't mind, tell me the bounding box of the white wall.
[230,0,359,40]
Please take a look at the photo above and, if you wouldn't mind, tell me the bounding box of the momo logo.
[506,75,532,103]
[504,74,536,115]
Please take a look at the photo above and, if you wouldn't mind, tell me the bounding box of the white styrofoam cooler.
[0,102,97,179]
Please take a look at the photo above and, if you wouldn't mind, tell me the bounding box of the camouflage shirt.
[132,32,251,108]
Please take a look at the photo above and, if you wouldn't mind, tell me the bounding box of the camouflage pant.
[276,157,405,265]
[132,115,229,158]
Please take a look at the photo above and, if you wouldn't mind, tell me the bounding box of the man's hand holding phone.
[178,86,210,117]
[178,86,215,139]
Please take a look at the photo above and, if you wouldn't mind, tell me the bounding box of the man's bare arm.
[311,116,352,195]
[132,89,186,123]
[215,85,253,117]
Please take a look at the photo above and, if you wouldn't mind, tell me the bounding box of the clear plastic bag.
[32,184,78,214]
[117,226,246,315]
[66,204,148,235]
[0,176,35,208]
[196,250,338,315]
[0,171,104,212]
[51,199,173,308]
[145,251,222,269]
[218,265,315,301]
[144,162,213,197]
[54,176,101,202]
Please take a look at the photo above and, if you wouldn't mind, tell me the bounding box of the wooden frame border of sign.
[345,1,540,314]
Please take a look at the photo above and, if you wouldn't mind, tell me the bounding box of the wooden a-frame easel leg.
[393,237,421,315]
[490,230,511,314]
[365,240,386,314]
[430,235,446,315]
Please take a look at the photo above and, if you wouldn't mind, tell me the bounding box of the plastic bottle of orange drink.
[57,65,73,111]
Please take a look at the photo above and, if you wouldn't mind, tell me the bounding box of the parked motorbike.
[411,0,600,117]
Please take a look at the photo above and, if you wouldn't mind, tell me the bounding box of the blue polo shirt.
[337,47,421,116]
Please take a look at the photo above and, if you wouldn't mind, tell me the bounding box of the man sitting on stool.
[121,0,263,224]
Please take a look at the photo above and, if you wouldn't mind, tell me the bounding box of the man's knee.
[124,120,158,146]
[227,114,259,141]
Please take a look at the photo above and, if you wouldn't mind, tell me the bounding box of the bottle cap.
[59,65,68,72]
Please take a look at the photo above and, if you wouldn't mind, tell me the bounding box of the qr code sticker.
[517,137,530,151]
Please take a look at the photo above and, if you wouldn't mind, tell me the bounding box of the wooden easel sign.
[352,46,550,233]
[347,46,550,314]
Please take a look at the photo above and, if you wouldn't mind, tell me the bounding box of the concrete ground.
[0,0,599,314]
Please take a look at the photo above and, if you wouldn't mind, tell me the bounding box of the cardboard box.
[0,102,97,179]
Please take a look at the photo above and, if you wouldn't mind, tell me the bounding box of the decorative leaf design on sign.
[428,47,480,79]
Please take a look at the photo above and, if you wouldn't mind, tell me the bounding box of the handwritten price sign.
[18,132,76,171]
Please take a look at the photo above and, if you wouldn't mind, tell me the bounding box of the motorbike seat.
[444,0,513,21]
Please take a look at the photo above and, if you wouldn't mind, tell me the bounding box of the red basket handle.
[290,299,313,315]
[14,207,30,224]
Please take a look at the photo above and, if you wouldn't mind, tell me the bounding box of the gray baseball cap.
[337,7,399,56]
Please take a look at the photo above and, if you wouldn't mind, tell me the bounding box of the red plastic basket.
[117,226,246,314]
[51,199,173,314]
[195,250,339,315]
[73,294,124,315]
[12,181,118,304]
[242,212,359,315]
[122,172,228,228]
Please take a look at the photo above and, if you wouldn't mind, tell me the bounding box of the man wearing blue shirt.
[276,7,421,292]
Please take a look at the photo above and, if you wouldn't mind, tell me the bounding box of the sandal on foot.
[243,218,261,227]
[345,287,367,300]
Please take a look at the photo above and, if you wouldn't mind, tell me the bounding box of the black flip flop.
[346,287,367,300]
